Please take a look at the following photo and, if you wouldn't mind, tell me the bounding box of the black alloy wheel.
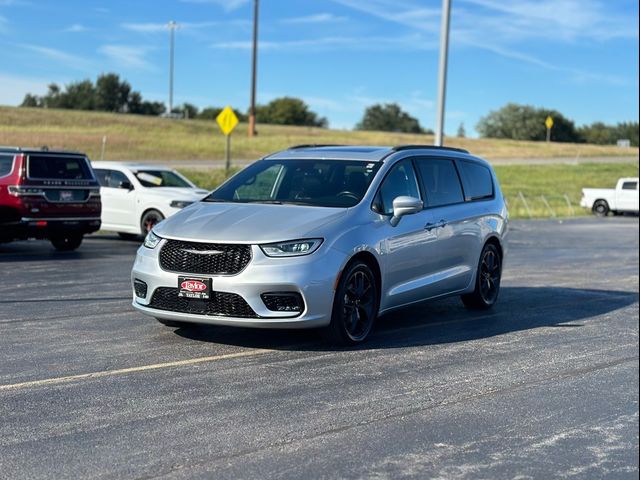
[140,210,165,236]
[461,243,502,310]
[324,261,379,345]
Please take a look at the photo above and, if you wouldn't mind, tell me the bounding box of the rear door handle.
[425,219,447,231]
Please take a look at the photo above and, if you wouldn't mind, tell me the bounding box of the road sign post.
[216,106,239,173]
[545,116,554,143]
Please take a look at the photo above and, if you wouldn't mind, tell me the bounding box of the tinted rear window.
[415,158,464,207]
[0,155,13,177]
[458,161,494,200]
[622,181,637,190]
[28,155,93,180]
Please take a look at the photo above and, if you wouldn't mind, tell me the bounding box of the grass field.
[178,163,639,220]
[1,106,637,161]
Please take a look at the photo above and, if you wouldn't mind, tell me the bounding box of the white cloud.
[0,73,51,106]
[99,45,154,70]
[331,0,637,86]
[122,19,250,34]
[64,23,87,33]
[178,0,249,11]
[281,13,347,24]
[18,43,91,70]
[212,34,436,52]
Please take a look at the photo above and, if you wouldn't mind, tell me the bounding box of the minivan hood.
[153,201,348,243]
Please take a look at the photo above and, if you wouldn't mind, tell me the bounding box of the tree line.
[20,74,638,146]
[477,103,639,147]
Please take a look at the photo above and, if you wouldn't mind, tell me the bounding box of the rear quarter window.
[28,155,93,180]
[458,160,494,201]
[622,181,637,190]
[0,155,14,177]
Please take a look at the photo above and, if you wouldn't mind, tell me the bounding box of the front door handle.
[424,219,447,231]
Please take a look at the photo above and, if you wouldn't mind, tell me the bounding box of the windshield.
[205,159,381,207]
[134,170,192,188]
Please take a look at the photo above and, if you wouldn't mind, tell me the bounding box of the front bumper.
[131,241,344,329]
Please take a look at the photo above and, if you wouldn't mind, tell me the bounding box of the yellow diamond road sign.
[216,106,239,136]
[545,116,554,129]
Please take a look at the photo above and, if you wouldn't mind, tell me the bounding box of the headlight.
[170,200,194,209]
[143,230,162,249]
[260,239,323,257]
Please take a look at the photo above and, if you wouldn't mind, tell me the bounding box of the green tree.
[198,107,247,122]
[355,103,423,133]
[95,73,130,112]
[457,122,466,138]
[254,97,327,127]
[476,103,580,142]
[59,80,96,110]
[21,93,40,107]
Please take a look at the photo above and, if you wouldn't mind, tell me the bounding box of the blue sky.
[0,0,638,135]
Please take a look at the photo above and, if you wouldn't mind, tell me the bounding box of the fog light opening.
[261,292,304,313]
[133,279,148,299]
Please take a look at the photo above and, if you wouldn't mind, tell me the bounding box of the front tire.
[50,234,83,251]
[140,209,165,235]
[461,243,502,310]
[323,261,379,346]
[592,200,609,217]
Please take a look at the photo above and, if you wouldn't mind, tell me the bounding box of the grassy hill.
[1,106,637,162]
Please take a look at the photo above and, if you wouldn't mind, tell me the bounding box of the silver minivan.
[131,145,508,345]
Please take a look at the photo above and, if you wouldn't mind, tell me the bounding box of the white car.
[580,177,639,216]
[92,162,209,237]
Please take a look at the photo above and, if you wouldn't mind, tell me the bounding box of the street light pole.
[434,0,451,147]
[167,20,178,115]
[248,0,259,136]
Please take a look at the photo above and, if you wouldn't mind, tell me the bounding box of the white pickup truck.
[580,177,639,216]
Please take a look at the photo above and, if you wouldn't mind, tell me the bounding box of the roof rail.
[392,144,469,154]
[288,144,346,150]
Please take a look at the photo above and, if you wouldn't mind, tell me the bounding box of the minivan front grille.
[149,287,258,318]
[159,240,251,275]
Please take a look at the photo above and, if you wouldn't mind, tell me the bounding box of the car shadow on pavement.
[174,286,639,351]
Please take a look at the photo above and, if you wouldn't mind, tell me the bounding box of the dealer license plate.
[178,276,212,300]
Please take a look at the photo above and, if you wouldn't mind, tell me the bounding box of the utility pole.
[167,20,178,115]
[434,0,451,147]
[248,0,259,136]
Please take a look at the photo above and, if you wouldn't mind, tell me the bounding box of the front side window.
[416,158,464,207]
[134,170,192,188]
[458,160,494,201]
[107,170,129,188]
[207,159,381,208]
[622,181,637,190]
[28,155,93,180]
[0,155,13,177]
[373,160,421,215]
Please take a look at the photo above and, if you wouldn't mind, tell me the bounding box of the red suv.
[0,147,101,250]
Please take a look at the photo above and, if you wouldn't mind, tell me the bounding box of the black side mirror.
[119,181,133,190]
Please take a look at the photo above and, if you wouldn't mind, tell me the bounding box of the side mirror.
[390,196,423,227]
[119,180,133,190]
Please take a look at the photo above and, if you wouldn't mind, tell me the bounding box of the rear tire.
[156,318,192,328]
[592,200,609,217]
[322,261,379,346]
[50,234,83,251]
[140,209,164,236]
[461,243,502,310]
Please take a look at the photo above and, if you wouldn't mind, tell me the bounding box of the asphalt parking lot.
[0,217,638,479]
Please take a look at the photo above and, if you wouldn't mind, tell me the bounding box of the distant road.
[120,155,639,169]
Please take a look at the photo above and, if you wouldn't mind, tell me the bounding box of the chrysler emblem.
[182,249,224,255]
